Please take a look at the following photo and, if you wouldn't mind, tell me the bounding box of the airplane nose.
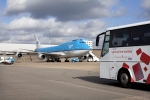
[84,50,90,55]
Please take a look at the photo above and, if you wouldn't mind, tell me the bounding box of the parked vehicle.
[71,58,79,62]
[86,51,100,62]
[96,21,150,87]
[0,56,14,64]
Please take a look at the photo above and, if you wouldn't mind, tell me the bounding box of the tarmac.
[0,50,150,100]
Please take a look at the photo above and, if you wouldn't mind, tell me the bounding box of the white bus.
[96,21,150,87]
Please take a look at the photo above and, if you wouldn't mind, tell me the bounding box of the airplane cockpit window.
[80,42,86,43]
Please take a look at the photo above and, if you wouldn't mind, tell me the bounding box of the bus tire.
[119,70,131,88]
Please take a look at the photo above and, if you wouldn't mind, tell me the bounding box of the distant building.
[84,41,93,49]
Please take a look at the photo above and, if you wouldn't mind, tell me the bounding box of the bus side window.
[144,32,150,45]
[131,24,150,46]
[101,42,109,57]
[101,35,109,57]
[110,28,130,47]
[132,37,140,45]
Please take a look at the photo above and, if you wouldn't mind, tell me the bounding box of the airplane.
[16,35,91,62]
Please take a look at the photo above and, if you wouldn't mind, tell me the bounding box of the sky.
[0,0,150,49]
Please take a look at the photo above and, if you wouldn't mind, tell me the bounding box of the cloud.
[1,17,106,49]
[4,0,119,21]
[8,17,61,31]
[0,30,11,41]
[2,0,127,49]
[0,22,11,41]
[111,7,126,17]
[142,0,150,9]
[141,0,150,19]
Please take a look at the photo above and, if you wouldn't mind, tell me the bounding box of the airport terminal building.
[0,43,53,54]
[85,41,93,49]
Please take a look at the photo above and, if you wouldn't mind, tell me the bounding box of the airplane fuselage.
[35,39,90,59]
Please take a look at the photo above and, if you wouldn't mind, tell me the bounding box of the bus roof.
[107,21,150,31]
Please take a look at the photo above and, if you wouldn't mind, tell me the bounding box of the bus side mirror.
[96,32,105,46]
[96,36,100,46]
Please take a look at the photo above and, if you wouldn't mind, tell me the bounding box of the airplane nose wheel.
[56,58,61,62]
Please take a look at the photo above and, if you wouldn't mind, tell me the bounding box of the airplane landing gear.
[55,58,61,62]
[46,56,51,62]
[46,59,51,62]
[65,59,69,62]
[46,58,61,62]
[57,60,61,62]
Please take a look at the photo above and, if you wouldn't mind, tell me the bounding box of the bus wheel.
[119,70,131,88]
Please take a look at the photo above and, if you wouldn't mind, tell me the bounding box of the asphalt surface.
[0,62,150,100]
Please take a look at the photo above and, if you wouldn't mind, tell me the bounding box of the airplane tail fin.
[34,35,42,49]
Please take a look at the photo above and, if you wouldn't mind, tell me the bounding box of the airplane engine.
[15,53,22,58]
[83,56,87,59]
[38,54,46,60]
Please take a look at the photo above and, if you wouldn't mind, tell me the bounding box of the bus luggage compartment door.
[110,62,116,79]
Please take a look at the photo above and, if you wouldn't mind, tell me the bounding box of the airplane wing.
[1,48,66,58]
[0,50,29,55]
[19,49,65,57]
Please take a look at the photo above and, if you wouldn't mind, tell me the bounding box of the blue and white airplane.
[32,35,90,62]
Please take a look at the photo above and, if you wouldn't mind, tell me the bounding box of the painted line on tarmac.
[16,65,94,71]
[48,79,132,96]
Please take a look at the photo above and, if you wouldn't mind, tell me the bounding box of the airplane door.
[63,43,72,57]
[69,43,74,56]
[109,62,116,79]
